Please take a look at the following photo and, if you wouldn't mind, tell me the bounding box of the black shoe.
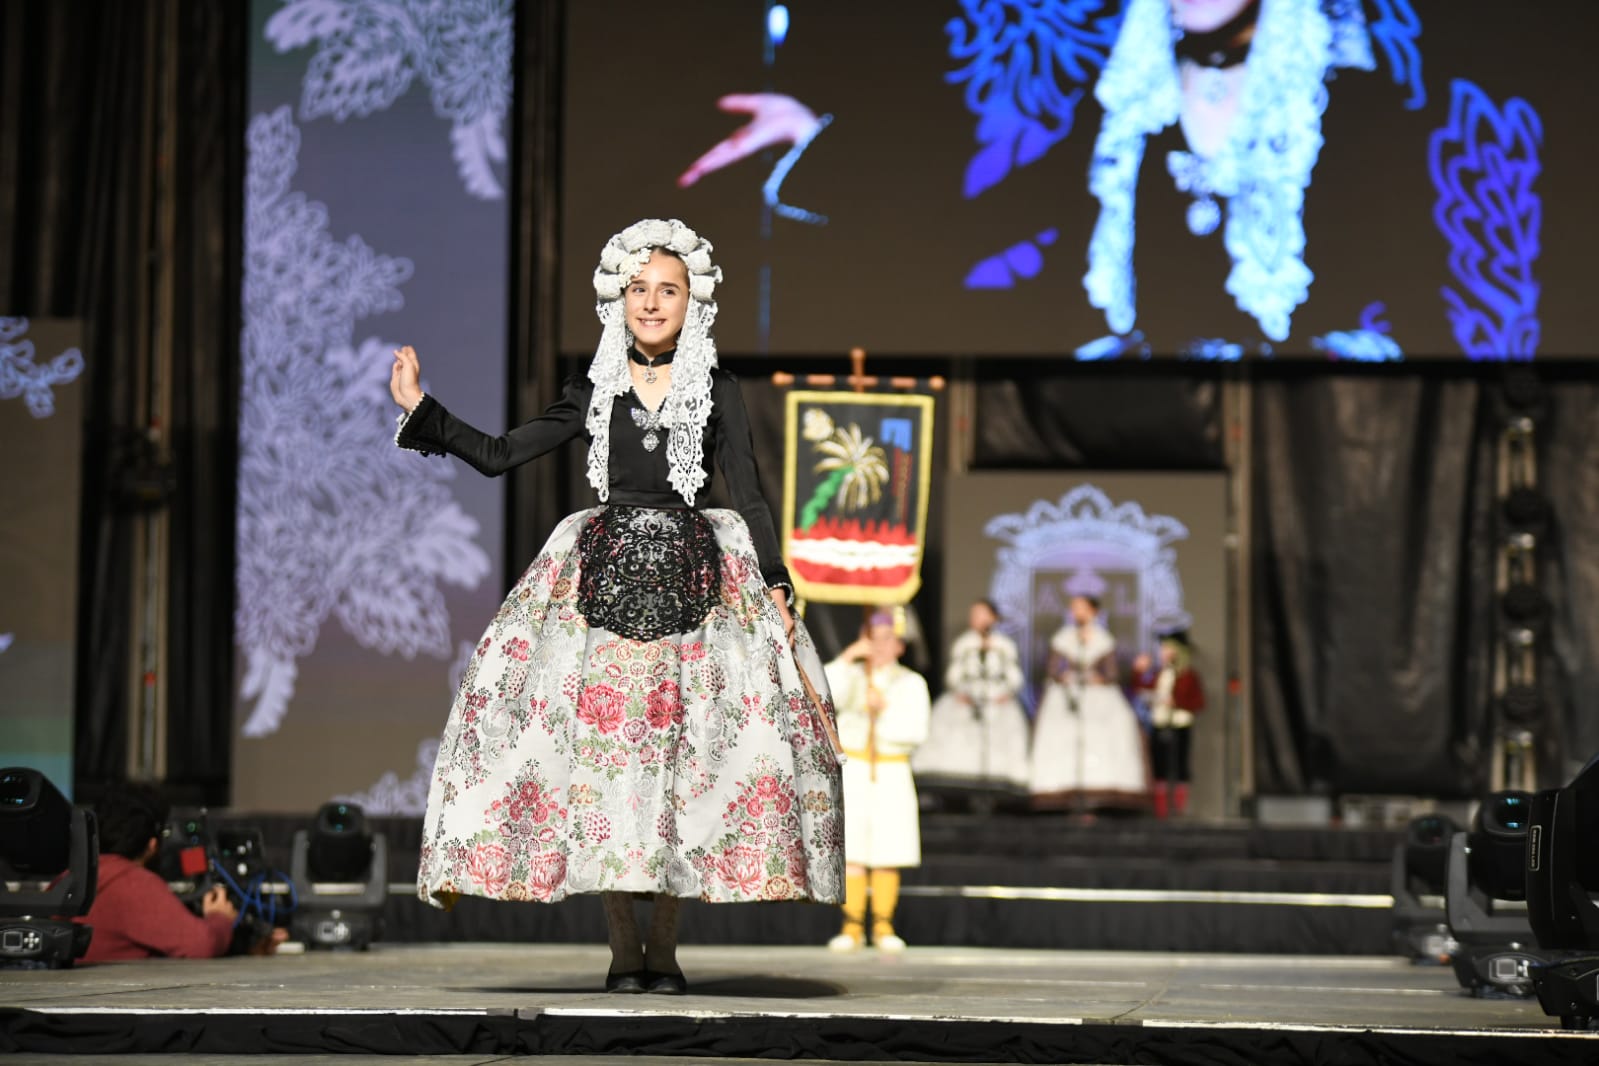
[643,969,688,995]
[605,969,647,994]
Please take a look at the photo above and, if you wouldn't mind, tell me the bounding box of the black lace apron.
[575,505,722,642]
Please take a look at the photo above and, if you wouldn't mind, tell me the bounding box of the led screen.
[563,0,1591,360]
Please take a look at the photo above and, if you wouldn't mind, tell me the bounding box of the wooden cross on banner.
[772,347,947,395]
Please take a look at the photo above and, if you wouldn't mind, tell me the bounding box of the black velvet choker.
[628,346,676,368]
[1174,0,1259,69]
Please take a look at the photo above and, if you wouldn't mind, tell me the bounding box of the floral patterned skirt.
[417,507,845,908]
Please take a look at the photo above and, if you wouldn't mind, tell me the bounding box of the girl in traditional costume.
[912,599,1030,802]
[1028,593,1149,811]
[388,219,844,994]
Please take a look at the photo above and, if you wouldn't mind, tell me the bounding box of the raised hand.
[390,345,424,411]
[677,94,822,188]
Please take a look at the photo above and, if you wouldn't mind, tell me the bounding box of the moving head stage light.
[0,768,97,968]
[1526,757,1599,1029]
[1445,790,1558,996]
[1390,813,1460,964]
[289,802,388,950]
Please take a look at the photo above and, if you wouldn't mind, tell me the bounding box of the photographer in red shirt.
[74,785,236,962]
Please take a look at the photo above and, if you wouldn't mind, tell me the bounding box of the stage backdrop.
[0,318,85,794]
[232,0,513,812]
[943,472,1228,816]
[562,0,1592,360]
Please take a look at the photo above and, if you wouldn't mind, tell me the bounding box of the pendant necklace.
[630,404,665,452]
[626,346,676,451]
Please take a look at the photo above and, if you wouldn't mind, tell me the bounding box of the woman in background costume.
[1029,593,1148,811]
[913,599,1030,803]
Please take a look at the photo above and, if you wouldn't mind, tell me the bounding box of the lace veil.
[585,218,723,506]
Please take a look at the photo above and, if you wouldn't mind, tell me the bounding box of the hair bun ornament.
[593,218,722,309]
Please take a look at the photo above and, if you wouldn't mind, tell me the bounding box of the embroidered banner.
[781,390,935,604]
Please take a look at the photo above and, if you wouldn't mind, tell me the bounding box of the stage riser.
[3,1011,1591,1065]
[383,894,1391,955]
[211,814,1396,955]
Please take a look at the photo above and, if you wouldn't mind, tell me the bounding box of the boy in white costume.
[824,610,931,952]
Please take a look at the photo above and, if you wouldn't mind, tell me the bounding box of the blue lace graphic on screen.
[265,0,512,199]
[1368,0,1425,110]
[237,108,491,738]
[1429,80,1542,360]
[1313,302,1404,361]
[0,318,84,419]
[965,228,1060,289]
[946,0,1124,199]
[1182,339,1245,363]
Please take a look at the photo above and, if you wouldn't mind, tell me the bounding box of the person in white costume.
[1029,594,1149,812]
[912,600,1030,802]
[824,611,931,952]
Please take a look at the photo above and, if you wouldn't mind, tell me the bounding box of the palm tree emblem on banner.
[782,390,935,604]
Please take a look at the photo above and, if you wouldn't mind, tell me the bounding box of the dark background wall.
[1,0,1592,808]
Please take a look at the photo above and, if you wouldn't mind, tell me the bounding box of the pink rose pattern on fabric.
[416,508,844,906]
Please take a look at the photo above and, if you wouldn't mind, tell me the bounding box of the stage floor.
[4,944,1596,1064]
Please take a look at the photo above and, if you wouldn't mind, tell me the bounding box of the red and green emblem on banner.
[781,390,935,604]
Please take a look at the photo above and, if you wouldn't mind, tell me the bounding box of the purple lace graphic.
[1368,0,1425,110]
[1429,79,1542,360]
[946,0,1123,199]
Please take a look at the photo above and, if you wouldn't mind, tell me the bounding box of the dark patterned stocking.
[645,893,682,974]
[602,891,643,972]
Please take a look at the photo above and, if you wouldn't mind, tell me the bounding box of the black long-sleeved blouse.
[395,368,793,590]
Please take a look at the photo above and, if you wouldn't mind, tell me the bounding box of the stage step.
[213,813,1405,955]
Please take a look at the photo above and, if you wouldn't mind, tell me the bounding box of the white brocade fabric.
[416,507,845,907]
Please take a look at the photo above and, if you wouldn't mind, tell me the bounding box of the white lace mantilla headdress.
[1084,0,1375,342]
[585,218,723,506]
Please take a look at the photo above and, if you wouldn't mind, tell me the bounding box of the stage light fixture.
[1445,791,1554,996]
[0,768,97,968]
[1500,584,1550,631]
[1499,368,1546,414]
[1390,813,1460,963]
[1500,487,1549,532]
[289,802,388,951]
[1526,757,1599,1029]
[1497,683,1543,726]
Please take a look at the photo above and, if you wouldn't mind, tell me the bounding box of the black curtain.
[1250,372,1496,796]
[506,0,571,567]
[0,0,243,801]
[974,363,1224,470]
[1533,378,1599,774]
[1250,369,1598,797]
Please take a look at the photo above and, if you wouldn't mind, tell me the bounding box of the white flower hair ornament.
[585,218,723,506]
